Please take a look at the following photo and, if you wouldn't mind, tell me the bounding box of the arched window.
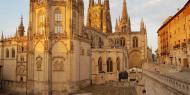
[38,11,45,34]
[98,37,103,48]
[123,39,125,46]
[116,57,120,71]
[6,49,9,58]
[107,57,113,72]
[133,37,138,48]
[115,39,120,48]
[98,57,103,73]
[20,55,24,62]
[20,77,23,82]
[54,8,63,33]
[12,48,15,58]
[55,25,63,33]
[55,9,62,22]
[91,36,95,48]
[120,38,125,47]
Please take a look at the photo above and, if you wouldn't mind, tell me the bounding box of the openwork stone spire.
[140,18,147,34]
[98,0,101,5]
[104,0,110,10]
[140,18,145,30]
[17,16,25,37]
[121,0,128,21]
[89,0,94,6]
[1,31,3,40]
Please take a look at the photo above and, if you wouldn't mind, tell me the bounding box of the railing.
[144,70,190,95]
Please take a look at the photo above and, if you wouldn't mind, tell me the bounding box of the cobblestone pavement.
[74,84,138,95]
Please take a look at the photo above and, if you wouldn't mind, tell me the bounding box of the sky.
[0,0,188,52]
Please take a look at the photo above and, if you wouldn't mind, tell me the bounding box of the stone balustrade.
[144,70,190,95]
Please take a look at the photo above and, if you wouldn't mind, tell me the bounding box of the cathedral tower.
[115,0,131,33]
[87,0,112,33]
[16,16,25,37]
[27,0,89,94]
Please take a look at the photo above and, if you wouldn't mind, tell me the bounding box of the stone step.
[72,93,92,95]
[105,81,135,87]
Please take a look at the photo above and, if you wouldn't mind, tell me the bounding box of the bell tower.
[27,0,85,94]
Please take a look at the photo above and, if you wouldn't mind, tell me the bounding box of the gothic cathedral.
[0,0,148,94]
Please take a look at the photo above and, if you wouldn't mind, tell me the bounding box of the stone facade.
[0,0,148,94]
[157,0,190,70]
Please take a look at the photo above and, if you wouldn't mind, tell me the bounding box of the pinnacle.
[98,0,101,5]
[140,18,145,29]
[121,0,128,20]
[104,0,110,10]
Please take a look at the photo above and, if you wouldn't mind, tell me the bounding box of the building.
[0,0,148,94]
[157,1,190,70]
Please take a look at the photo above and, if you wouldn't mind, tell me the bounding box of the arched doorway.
[129,51,142,68]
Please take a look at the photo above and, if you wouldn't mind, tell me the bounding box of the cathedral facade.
[0,0,148,94]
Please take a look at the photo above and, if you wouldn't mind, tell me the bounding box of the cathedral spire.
[20,15,24,26]
[104,0,110,10]
[140,18,145,30]
[98,0,101,5]
[89,0,94,6]
[78,0,84,12]
[102,0,112,33]
[116,19,118,26]
[1,31,4,40]
[128,16,131,31]
[115,19,119,32]
[78,0,84,35]
[140,18,146,33]
[17,15,25,37]
[121,0,128,21]
[78,0,84,5]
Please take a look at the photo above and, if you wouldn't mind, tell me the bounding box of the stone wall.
[2,80,26,95]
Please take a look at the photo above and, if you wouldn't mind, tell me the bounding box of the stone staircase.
[74,83,138,95]
[105,80,137,87]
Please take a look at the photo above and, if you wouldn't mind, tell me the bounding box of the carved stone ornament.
[36,56,43,71]
[17,65,26,75]
[52,56,65,71]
